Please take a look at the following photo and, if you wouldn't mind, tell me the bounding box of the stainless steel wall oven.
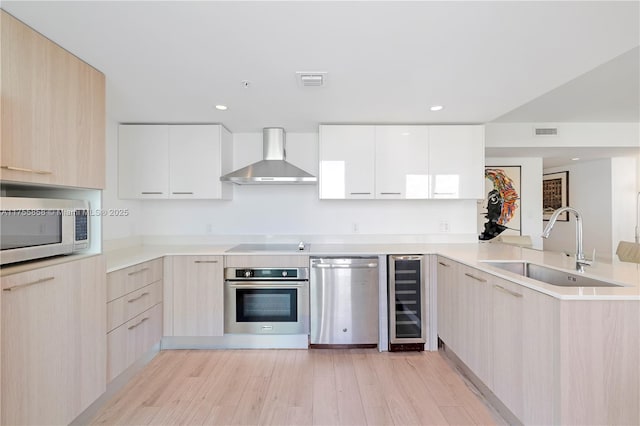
[224,267,309,334]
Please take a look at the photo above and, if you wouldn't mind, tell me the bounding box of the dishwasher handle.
[312,263,378,269]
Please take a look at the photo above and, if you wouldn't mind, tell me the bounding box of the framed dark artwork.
[478,166,521,240]
[543,171,569,221]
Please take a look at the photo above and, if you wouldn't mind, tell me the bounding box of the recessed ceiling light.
[430,105,444,112]
[215,105,228,111]
[571,157,580,161]
[401,132,411,136]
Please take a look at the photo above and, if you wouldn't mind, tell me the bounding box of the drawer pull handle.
[438,261,450,267]
[127,267,150,276]
[127,292,150,303]
[349,192,371,195]
[172,191,194,195]
[141,192,163,195]
[3,276,55,292]
[494,284,523,298]
[380,192,401,195]
[128,317,149,330]
[464,272,487,283]
[194,260,218,264]
[1,165,53,175]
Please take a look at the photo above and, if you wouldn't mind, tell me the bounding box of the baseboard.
[440,344,521,426]
[161,334,309,349]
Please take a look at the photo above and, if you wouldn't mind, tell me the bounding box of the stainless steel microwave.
[0,197,90,266]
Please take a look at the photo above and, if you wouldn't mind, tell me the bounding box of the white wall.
[543,159,613,260]
[102,116,143,241]
[484,157,544,249]
[103,131,481,241]
[486,122,639,148]
[611,156,638,248]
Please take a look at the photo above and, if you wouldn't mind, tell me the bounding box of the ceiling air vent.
[296,71,327,87]
[533,127,558,136]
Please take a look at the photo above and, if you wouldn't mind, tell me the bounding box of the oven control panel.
[225,267,309,281]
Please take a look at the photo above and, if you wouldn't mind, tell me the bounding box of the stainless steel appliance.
[0,197,90,266]
[310,257,379,347]
[224,266,309,334]
[220,128,317,184]
[388,255,426,351]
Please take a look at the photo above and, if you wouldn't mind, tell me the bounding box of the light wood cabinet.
[437,260,492,385]
[1,255,106,425]
[521,284,557,425]
[107,304,162,382]
[491,277,524,420]
[107,280,163,333]
[106,259,163,382]
[437,259,639,425]
[457,264,493,386]
[118,124,233,200]
[107,258,163,302]
[375,125,429,199]
[319,124,483,200]
[318,125,376,199]
[1,11,105,189]
[170,255,224,337]
[428,125,484,199]
[436,257,457,346]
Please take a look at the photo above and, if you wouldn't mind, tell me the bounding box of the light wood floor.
[90,349,503,426]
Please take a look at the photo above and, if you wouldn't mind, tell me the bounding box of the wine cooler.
[388,255,426,351]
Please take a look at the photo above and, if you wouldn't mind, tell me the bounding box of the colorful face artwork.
[479,168,520,241]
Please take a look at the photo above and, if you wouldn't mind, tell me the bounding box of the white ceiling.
[3,1,639,136]
[3,1,640,169]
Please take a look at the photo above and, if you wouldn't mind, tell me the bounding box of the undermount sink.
[481,261,625,288]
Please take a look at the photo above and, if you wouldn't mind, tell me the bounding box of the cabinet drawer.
[107,258,163,302]
[107,303,162,382]
[107,281,162,332]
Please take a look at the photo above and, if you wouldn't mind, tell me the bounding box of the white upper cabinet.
[168,125,232,199]
[118,125,170,199]
[319,124,484,200]
[319,125,375,199]
[375,125,429,199]
[428,125,485,199]
[119,124,233,200]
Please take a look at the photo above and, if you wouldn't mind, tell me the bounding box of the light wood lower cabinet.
[437,258,639,425]
[491,277,524,420]
[521,283,558,425]
[107,304,163,382]
[106,259,163,383]
[168,255,224,337]
[457,265,492,387]
[1,255,106,425]
[107,281,163,332]
[107,258,163,302]
[436,257,456,347]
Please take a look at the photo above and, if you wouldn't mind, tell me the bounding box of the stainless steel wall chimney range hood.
[220,128,317,184]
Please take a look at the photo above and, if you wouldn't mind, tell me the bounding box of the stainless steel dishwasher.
[310,257,379,347]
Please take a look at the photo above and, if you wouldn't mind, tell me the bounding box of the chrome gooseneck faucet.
[542,207,592,272]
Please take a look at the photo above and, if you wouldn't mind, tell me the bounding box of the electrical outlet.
[352,223,359,233]
[439,221,450,233]
[205,223,213,234]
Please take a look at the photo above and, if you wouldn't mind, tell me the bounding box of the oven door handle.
[226,283,306,289]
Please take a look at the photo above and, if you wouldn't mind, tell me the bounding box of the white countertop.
[104,242,640,301]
